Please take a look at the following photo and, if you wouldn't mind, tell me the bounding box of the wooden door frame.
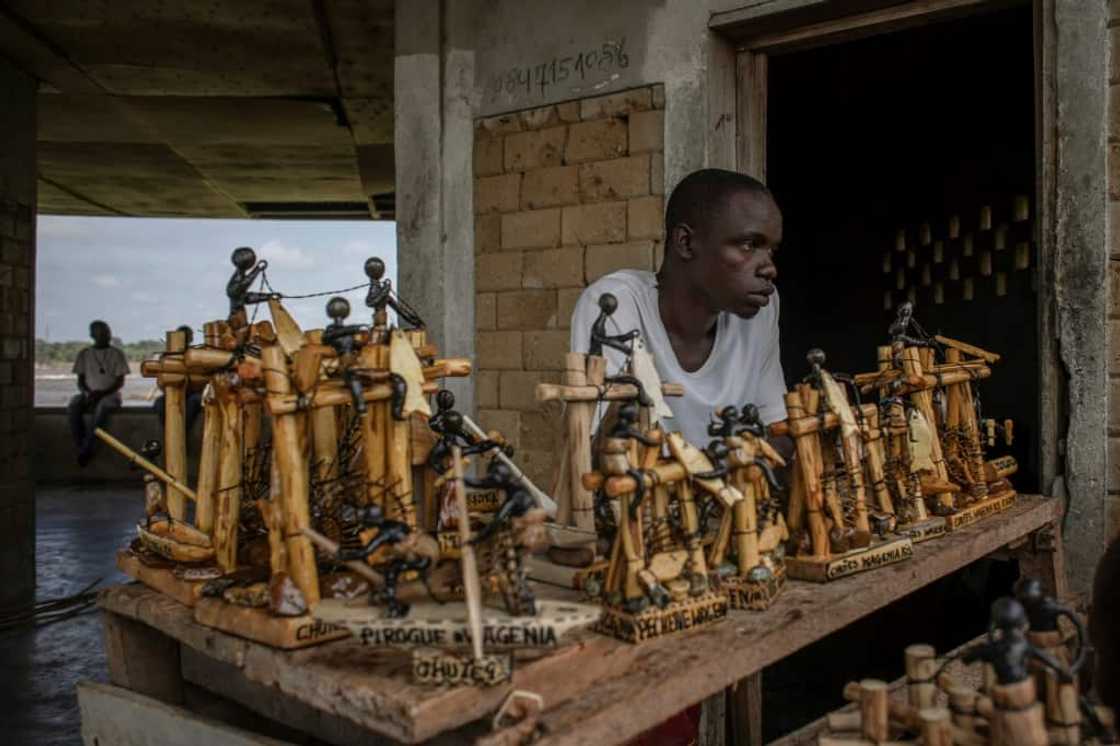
[711,0,1110,592]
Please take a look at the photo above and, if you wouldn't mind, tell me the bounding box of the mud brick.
[497,289,558,330]
[556,100,581,123]
[579,155,651,201]
[523,247,584,289]
[651,154,665,195]
[476,251,523,292]
[476,331,523,370]
[474,136,504,177]
[478,408,521,449]
[504,127,567,172]
[565,118,627,164]
[555,288,585,330]
[580,88,653,120]
[478,113,523,137]
[628,110,664,154]
[476,173,521,214]
[501,208,561,249]
[628,196,663,240]
[561,201,627,245]
[520,105,560,130]
[523,330,570,371]
[475,213,501,252]
[520,165,579,209]
[499,370,559,411]
[476,370,499,409]
[515,448,560,491]
[520,409,562,451]
[476,292,496,330]
[585,241,655,283]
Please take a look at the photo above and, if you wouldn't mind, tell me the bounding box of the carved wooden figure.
[774,349,913,583]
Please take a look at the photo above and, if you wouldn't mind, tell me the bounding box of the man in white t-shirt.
[67,319,130,466]
[570,168,791,459]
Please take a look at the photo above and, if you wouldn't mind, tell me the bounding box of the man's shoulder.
[578,270,656,307]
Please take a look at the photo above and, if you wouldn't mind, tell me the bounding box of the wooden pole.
[303,527,385,588]
[862,409,893,514]
[452,446,484,662]
[194,395,222,534]
[565,352,595,531]
[733,464,760,574]
[785,390,828,558]
[859,679,889,743]
[213,383,242,572]
[991,678,1047,746]
[900,348,953,512]
[163,329,189,520]
[262,344,319,605]
[360,344,388,507]
[905,644,938,709]
[94,428,198,502]
[258,454,288,577]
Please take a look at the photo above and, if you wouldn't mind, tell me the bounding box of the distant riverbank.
[35,365,157,408]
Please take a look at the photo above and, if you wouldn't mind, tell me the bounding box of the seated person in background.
[67,320,129,466]
[153,325,203,431]
[570,168,792,459]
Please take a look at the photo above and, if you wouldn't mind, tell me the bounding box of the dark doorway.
[760,5,1036,738]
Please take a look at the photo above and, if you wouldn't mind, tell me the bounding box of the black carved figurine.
[365,257,425,330]
[960,597,1071,685]
[335,504,438,618]
[589,292,640,357]
[321,297,369,414]
[426,389,505,475]
[226,246,272,318]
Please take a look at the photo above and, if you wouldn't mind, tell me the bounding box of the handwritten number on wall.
[487,38,629,103]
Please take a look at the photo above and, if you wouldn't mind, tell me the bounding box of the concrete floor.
[1,486,135,746]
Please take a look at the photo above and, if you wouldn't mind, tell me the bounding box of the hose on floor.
[0,577,102,634]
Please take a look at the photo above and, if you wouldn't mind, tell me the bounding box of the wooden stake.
[262,344,319,605]
[565,352,595,531]
[302,527,386,587]
[905,644,938,709]
[859,679,889,743]
[163,329,189,520]
[360,344,388,507]
[786,389,828,558]
[452,445,484,662]
[94,428,198,503]
[919,707,953,746]
[195,395,222,534]
[213,383,242,572]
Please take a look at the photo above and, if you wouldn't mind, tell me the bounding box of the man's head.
[662,169,782,319]
[176,325,194,346]
[89,320,112,348]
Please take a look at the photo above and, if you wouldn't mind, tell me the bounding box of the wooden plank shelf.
[98,494,1060,745]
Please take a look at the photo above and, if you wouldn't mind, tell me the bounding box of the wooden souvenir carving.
[853,303,1018,537]
[703,404,789,610]
[532,293,684,591]
[815,582,1116,745]
[773,349,913,583]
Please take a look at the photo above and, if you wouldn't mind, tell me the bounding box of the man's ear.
[670,223,695,261]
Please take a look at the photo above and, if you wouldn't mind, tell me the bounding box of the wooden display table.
[93,495,1062,745]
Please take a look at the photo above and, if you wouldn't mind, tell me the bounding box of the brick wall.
[0,58,36,606]
[473,85,665,486]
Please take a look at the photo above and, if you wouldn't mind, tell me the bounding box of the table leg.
[727,671,763,746]
[1014,522,1068,600]
[101,609,184,704]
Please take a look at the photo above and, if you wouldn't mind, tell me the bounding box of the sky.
[36,215,397,343]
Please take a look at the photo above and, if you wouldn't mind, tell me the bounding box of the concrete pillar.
[0,57,37,606]
[395,0,476,414]
[1051,0,1110,595]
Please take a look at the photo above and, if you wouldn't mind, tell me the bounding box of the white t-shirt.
[73,346,130,400]
[569,270,787,446]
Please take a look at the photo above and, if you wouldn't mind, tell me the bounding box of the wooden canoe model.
[312,598,601,650]
[137,519,215,563]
